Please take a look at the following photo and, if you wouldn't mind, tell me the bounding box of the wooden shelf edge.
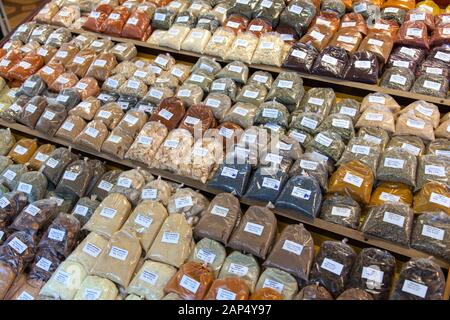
[67,28,450,108]
[1,119,449,270]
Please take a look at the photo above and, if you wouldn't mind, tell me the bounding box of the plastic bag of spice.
[17,75,46,98]
[362,202,414,246]
[8,139,38,165]
[263,223,314,281]
[0,164,28,191]
[416,154,449,192]
[41,148,78,186]
[207,161,252,197]
[343,51,380,84]
[73,275,119,300]
[147,214,193,268]
[295,283,333,300]
[70,196,100,228]
[254,267,298,300]
[266,71,304,110]
[380,66,415,91]
[328,160,374,205]
[85,54,117,82]
[139,178,173,206]
[312,45,349,79]
[336,288,373,300]
[34,103,67,137]
[435,120,450,140]
[358,32,393,64]
[90,230,141,288]
[300,24,333,52]
[337,137,381,172]
[386,136,425,158]
[218,251,260,293]
[280,0,316,34]
[126,260,176,300]
[288,152,329,191]
[0,129,15,156]
[210,78,237,101]
[188,238,226,277]
[125,121,167,164]
[75,120,109,152]
[9,198,58,236]
[50,43,79,66]
[391,258,445,300]
[55,115,86,142]
[376,148,417,187]
[0,192,28,228]
[94,103,124,130]
[18,96,47,129]
[66,49,97,78]
[48,72,79,93]
[244,164,290,203]
[227,206,277,260]
[309,240,356,297]
[0,156,12,174]
[356,127,390,150]
[411,212,450,262]
[87,169,121,202]
[282,42,318,74]
[307,131,345,162]
[411,74,448,98]
[100,129,133,159]
[14,171,47,203]
[426,139,450,158]
[414,181,450,215]
[204,277,249,300]
[66,231,108,274]
[356,105,395,134]
[251,32,286,67]
[69,97,101,121]
[396,21,429,49]
[320,194,361,229]
[112,168,153,206]
[55,159,93,198]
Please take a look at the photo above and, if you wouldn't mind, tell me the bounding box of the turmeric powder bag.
[369,182,413,207]
[146,214,193,268]
[8,139,38,164]
[90,230,142,288]
[204,278,249,300]
[164,261,214,300]
[251,287,283,300]
[27,144,54,171]
[328,160,374,205]
[413,181,450,215]
[83,193,132,239]
[120,200,168,252]
[126,261,177,300]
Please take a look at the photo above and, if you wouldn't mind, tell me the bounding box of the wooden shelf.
[67,28,450,109]
[1,119,449,271]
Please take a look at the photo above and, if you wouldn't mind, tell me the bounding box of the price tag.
[3,169,16,181]
[233,106,249,116]
[117,177,133,188]
[141,188,157,200]
[73,56,86,65]
[422,225,445,241]
[48,228,65,242]
[63,171,79,181]
[365,113,383,121]
[343,172,363,187]
[435,51,450,62]
[184,116,200,125]
[384,157,404,169]
[54,270,70,285]
[226,21,240,29]
[219,127,233,139]
[263,279,284,293]
[221,166,238,179]
[135,214,153,229]
[367,38,383,47]
[402,280,428,298]
[109,246,128,261]
[262,177,280,190]
[423,80,441,91]
[351,144,371,155]
[355,60,371,69]
[264,153,282,164]
[137,135,152,145]
[17,291,34,300]
[249,25,263,32]
[107,135,122,144]
[331,207,351,217]
[17,182,32,194]
[424,165,445,177]
[260,41,274,50]
[383,211,405,227]
[289,130,306,143]
[158,109,173,120]
[25,204,40,216]
[262,108,278,118]
[163,139,179,149]
[100,207,117,219]
[282,240,304,255]
[229,65,243,73]
[43,111,55,120]
[321,258,343,276]
[140,270,158,285]
[161,231,180,244]
[244,222,264,236]
[175,196,193,209]
[83,288,101,300]
[289,4,303,14]
[332,118,350,129]
[85,127,99,138]
[315,133,332,147]
[8,237,27,254]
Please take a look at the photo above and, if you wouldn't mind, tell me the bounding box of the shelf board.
[1,119,449,270]
[67,28,450,109]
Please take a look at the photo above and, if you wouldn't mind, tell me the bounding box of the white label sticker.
[17,291,34,300]
[140,270,158,285]
[424,165,445,177]
[63,171,79,181]
[332,118,350,129]
[423,80,441,91]
[141,188,157,200]
[0,197,10,208]
[263,278,284,293]
[25,103,37,114]
[98,180,113,191]
[85,127,99,138]
[321,258,344,276]
[135,214,153,229]
[54,271,69,285]
[3,169,16,181]
[83,242,102,257]
[48,228,65,242]
[277,80,293,89]
[228,263,248,276]
[282,240,304,255]
[322,54,338,65]
[389,74,407,85]
[61,121,75,132]
[401,143,420,156]
[16,181,33,194]
[243,90,259,99]
[210,205,229,217]
[402,280,428,298]
[343,172,363,187]
[197,249,216,264]
[351,144,371,155]
[355,60,371,69]
[184,116,200,126]
[117,177,133,188]
[180,275,200,293]
[315,133,333,147]
[74,205,89,217]
[435,51,450,62]
[83,288,101,300]
[43,111,55,120]
[158,109,173,120]
[109,246,128,261]
[291,186,311,200]
[100,207,117,219]
[25,204,40,216]
[216,288,236,300]
[362,267,384,284]
[367,38,383,47]
[429,193,450,208]
[8,237,27,254]
[384,158,404,169]
[379,192,400,203]
[422,225,445,241]
[221,166,238,179]
[219,127,233,139]
[310,30,325,41]
[162,232,180,244]
[289,4,303,14]
[175,196,193,209]
[331,206,351,217]
[383,211,405,227]
[299,160,318,171]
[244,222,264,236]
[262,177,281,190]
[233,106,249,116]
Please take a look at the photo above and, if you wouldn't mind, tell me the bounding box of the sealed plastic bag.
[320,195,361,229]
[307,131,345,162]
[391,258,445,300]
[0,164,28,191]
[73,275,118,300]
[356,105,396,134]
[413,181,450,215]
[254,268,298,300]
[14,171,47,203]
[8,139,37,164]
[282,42,318,74]
[67,232,108,273]
[90,230,141,287]
[88,170,122,202]
[337,137,381,172]
[295,283,333,300]
[343,51,380,84]
[74,120,109,152]
[147,214,193,268]
[218,251,260,292]
[42,148,78,186]
[0,191,27,229]
[70,196,100,228]
[251,32,285,67]
[376,148,417,187]
[309,240,356,297]
[51,112,85,141]
[358,32,393,63]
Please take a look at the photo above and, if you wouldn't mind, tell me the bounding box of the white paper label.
[277,80,293,89]
[362,267,384,284]
[343,172,363,187]
[233,106,249,116]
[0,197,10,208]
[134,214,153,229]
[422,225,445,241]
[262,177,281,190]
[315,133,333,147]
[228,263,248,276]
[63,171,78,181]
[219,127,233,139]
[367,39,383,47]
[429,193,450,208]
[55,270,69,285]
[48,228,65,242]
[3,169,16,181]
[379,192,400,203]
[423,80,441,91]
[331,206,352,218]
[180,275,200,293]
[158,109,173,120]
[244,222,264,236]
[401,143,420,156]
[221,166,238,179]
[384,158,404,169]
[216,288,236,300]
[98,180,113,191]
[162,232,180,244]
[355,60,371,69]
[264,153,282,164]
[351,144,371,155]
[321,258,344,276]
[289,131,307,143]
[282,240,304,255]
[175,196,193,209]
[184,116,200,126]
[25,204,40,216]
[435,51,450,62]
[322,55,338,65]
[228,65,243,73]
[424,165,445,177]
[263,279,284,293]
[197,249,216,264]
[291,186,311,200]
[117,177,133,188]
[109,246,128,261]
[17,182,32,194]
[210,205,229,217]
[383,211,405,227]
[332,118,350,129]
[8,237,27,254]
[141,188,157,200]
[402,280,428,298]
[289,4,303,14]
[73,205,89,217]
[83,242,101,257]
[100,207,117,219]
[85,127,99,138]
[17,291,34,300]
[310,30,325,41]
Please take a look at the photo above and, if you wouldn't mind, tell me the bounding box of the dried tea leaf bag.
[70,196,100,228]
[265,72,303,112]
[289,152,329,191]
[218,251,260,292]
[83,193,132,239]
[356,127,390,150]
[0,191,28,228]
[337,137,381,172]
[299,87,335,116]
[147,214,193,268]
[356,105,395,134]
[263,223,314,281]
[0,163,28,191]
[223,102,257,129]
[317,114,354,143]
[309,240,356,298]
[307,130,345,162]
[343,51,379,84]
[362,202,414,246]
[152,8,177,30]
[411,74,448,98]
[275,174,322,217]
[376,148,417,187]
[227,206,277,260]
[328,160,374,205]
[210,78,237,102]
[9,198,58,236]
[411,212,450,262]
[14,171,47,203]
[347,247,396,300]
[380,66,415,91]
[39,260,87,300]
[320,194,361,229]
[41,148,78,186]
[55,159,94,199]
[426,139,450,158]
[415,155,449,192]
[386,135,424,157]
[312,45,350,78]
[91,230,141,288]
[390,258,445,300]
[127,260,177,300]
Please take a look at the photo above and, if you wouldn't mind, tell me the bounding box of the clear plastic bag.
[357,127,390,150]
[85,53,117,82]
[50,43,79,66]
[282,42,318,74]
[252,32,285,67]
[411,74,448,98]
[307,131,345,162]
[390,258,445,300]
[376,148,417,187]
[181,28,212,54]
[218,251,260,292]
[67,231,108,273]
[34,103,67,137]
[435,120,450,140]
[280,0,316,35]
[210,78,238,101]
[55,159,94,198]
[73,275,118,300]
[288,152,329,191]
[380,66,415,91]
[386,135,424,158]
[0,191,28,229]
[121,10,151,41]
[152,8,176,30]
[312,45,349,78]
[309,240,356,298]
[295,283,333,300]
[225,32,259,64]
[320,194,361,229]
[415,155,449,192]
[184,70,214,93]
[88,169,122,202]
[188,238,226,276]
[223,102,257,129]
[55,115,86,142]
[70,196,100,227]
[205,27,236,58]
[207,162,252,197]
[8,139,38,164]
[14,171,47,203]
[266,71,304,111]
[356,105,395,134]
[167,188,209,224]
[41,147,78,186]
[358,32,393,63]
[411,212,450,262]
[396,21,429,49]
[337,137,381,172]
[395,112,435,141]
[45,28,73,49]
[48,72,79,93]
[126,260,176,300]
[94,102,124,130]
[147,214,193,268]
[17,75,46,98]
[74,120,109,152]
[51,6,80,28]
[125,121,168,164]
[244,164,290,203]
[254,267,298,300]
[9,199,58,236]
[66,49,97,78]
[179,104,216,136]
[176,84,204,108]
[227,206,277,259]
[110,168,153,206]
[427,139,450,158]
[317,114,354,143]
[34,2,60,24]
[0,129,15,156]
[343,51,380,84]
[414,181,450,215]
[253,101,289,129]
